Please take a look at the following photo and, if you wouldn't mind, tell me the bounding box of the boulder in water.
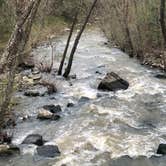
[79,96,90,103]
[98,72,129,91]
[22,134,44,146]
[37,145,60,158]
[24,90,40,97]
[157,144,166,155]
[67,102,74,108]
[37,109,53,120]
[37,109,61,121]
[155,74,166,79]
[43,105,62,114]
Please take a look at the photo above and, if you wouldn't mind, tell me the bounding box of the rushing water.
[1,28,166,166]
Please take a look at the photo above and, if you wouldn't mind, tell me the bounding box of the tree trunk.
[63,0,98,78]
[58,11,78,75]
[0,0,41,128]
[0,0,41,71]
[160,0,166,46]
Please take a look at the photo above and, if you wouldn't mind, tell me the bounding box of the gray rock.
[67,103,74,108]
[157,144,166,155]
[37,109,61,121]
[24,90,40,97]
[155,74,166,79]
[37,109,53,120]
[43,105,62,114]
[22,134,44,146]
[37,145,60,158]
[98,72,129,91]
[79,96,90,103]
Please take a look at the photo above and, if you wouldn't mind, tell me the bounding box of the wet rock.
[0,132,12,144]
[37,109,53,120]
[67,103,74,108]
[28,73,42,81]
[0,144,20,156]
[109,155,166,166]
[97,65,105,68]
[37,145,60,158]
[98,72,129,91]
[155,74,166,79]
[22,76,34,85]
[104,42,109,45]
[37,109,61,121]
[95,71,102,74]
[79,96,90,103]
[24,88,47,97]
[51,114,61,121]
[24,90,40,97]
[32,68,40,75]
[18,62,34,70]
[70,74,77,79]
[43,105,62,114]
[22,134,44,146]
[157,144,166,155]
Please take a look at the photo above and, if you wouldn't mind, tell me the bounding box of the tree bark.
[0,0,41,71]
[58,11,78,75]
[63,0,98,78]
[0,0,41,128]
[160,0,166,47]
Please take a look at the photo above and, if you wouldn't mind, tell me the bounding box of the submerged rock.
[157,144,166,155]
[24,90,40,97]
[70,74,77,79]
[155,74,166,79]
[0,144,20,157]
[37,145,60,158]
[79,96,90,103]
[22,134,44,146]
[98,72,129,91]
[109,155,166,166]
[24,88,47,97]
[67,102,74,108]
[43,105,62,114]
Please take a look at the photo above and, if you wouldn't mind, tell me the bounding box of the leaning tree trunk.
[160,0,166,47]
[63,0,98,78]
[58,11,78,75]
[0,0,41,128]
[0,0,41,71]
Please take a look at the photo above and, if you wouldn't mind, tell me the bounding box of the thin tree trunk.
[58,11,78,75]
[160,0,166,47]
[63,0,98,78]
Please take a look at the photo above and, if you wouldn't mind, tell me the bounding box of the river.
[1,28,166,166]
